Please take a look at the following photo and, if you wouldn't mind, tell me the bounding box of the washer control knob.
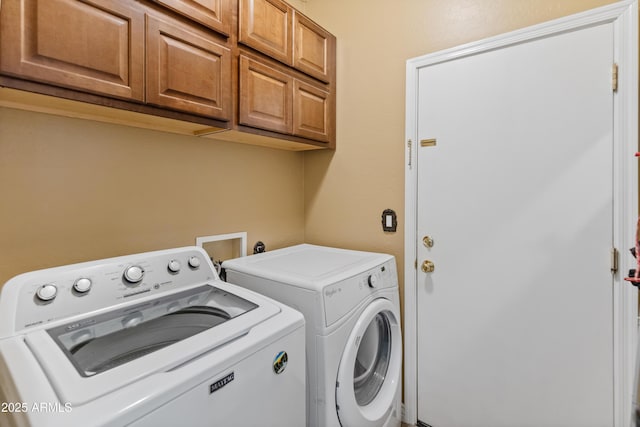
[188,256,201,269]
[36,284,58,301]
[123,265,145,284]
[73,278,92,293]
[167,259,181,273]
[367,274,378,288]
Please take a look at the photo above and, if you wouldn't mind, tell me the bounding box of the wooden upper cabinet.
[239,0,292,65]
[0,0,145,101]
[149,0,231,36]
[293,12,335,84]
[238,1,335,146]
[146,14,232,120]
[240,0,335,84]
[239,54,332,144]
[239,55,293,134]
[294,80,332,142]
[0,0,335,149]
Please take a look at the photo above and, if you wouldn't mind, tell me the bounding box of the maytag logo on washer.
[273,351,288,374]
[209,372,234,394]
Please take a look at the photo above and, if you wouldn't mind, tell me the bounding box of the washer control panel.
[3,247,216,333]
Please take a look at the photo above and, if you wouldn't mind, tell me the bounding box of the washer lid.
[24,282,281,406]
[222,244,393,290]
[47,285,256,378]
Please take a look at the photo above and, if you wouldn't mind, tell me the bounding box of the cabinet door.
[293,12,335,83]
[0,0,144,101]
[149,0,230,36]
[239,0,292,65]
[239,55,293,134]
[293,80,332,143]
[146,14,231,120]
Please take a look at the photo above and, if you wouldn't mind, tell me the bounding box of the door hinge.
[612,63,619,92]
[407,139,413,169]
[611,247,619,274]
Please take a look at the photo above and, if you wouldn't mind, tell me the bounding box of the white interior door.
[415,21,618,427]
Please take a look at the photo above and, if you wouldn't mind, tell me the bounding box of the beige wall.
[301,0,620,318]
[0,107,305,284]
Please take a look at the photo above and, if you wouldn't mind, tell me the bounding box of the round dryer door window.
[336,298,402,427]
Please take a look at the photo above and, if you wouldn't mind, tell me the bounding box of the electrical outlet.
[382,209,397,232]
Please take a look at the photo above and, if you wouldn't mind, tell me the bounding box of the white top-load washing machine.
[223,244,402,427]
[0,247,305,427]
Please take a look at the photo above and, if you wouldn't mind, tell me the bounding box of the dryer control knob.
[188,256,201,269]
[123,265,145,284]
[36,283,58,301]
[367,274,378,288]
[73,278,92,293]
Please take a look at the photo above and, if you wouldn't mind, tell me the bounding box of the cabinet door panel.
[146,15,231,120]
[293,12,335,83]
[150,0,230,36]
[239,0,292,65]
[0,0,144,100]
[294,80,331,142]
[239,55,293,134]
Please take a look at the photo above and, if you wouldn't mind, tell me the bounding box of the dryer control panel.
[322,258,398,327]
[0,247,217,335]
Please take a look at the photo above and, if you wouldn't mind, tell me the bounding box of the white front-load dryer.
[223,244,402,427]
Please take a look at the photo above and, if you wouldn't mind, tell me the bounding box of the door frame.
[403,2,638,425]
